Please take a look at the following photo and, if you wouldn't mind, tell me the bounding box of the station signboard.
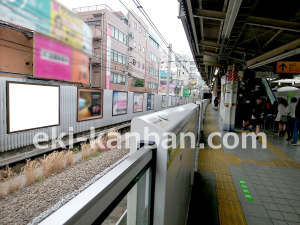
[276,61,300,74]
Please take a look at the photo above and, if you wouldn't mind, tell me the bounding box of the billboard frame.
[77,88,104,122]
[6,81,60,134]
[112,90,128,117]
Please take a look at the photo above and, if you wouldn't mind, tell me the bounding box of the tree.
[134,80,144,87]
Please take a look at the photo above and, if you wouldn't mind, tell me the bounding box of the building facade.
[74,5,160,93]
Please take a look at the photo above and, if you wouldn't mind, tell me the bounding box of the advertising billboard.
[77,89,103,122]
[50,1,83,51]
[0,0,92,56]
[147,94,154,110]
[162,95,166,108]
[72,50,90,84]
[133,93,144,113]
[34,34,90,84]
[34,34,72,81]
[7,82,60,133]
[113,91,128,116]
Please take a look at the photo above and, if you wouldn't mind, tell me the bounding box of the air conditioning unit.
[130,32,135,39]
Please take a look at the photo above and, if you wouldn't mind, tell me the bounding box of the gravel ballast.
[0,145,129,225]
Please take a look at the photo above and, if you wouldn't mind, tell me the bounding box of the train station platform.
[188,105,300,225]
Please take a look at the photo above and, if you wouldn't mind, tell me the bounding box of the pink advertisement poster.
[34,34,72,81]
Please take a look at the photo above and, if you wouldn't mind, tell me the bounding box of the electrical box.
[129,103,200,225]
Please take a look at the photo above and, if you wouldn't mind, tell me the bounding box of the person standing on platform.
[291,98,300,146]
[249,97,264,140]
[276,99,288,137]
[286,97,297,141]
[214,97,219,111]
[242,98,252,130]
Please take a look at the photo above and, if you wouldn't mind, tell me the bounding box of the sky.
[59,0,192,56]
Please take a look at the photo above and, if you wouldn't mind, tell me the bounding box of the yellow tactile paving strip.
[199,105,300,224]
[234,130,300,169]
[199,107,247,225]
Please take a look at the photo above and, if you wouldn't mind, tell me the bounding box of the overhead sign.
[255,71,279,79]
[276,61,300,74]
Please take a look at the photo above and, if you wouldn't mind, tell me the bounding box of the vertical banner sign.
[147,94,154,110]
[239,179,254,202]
[106,25,112,90]
[133,93,144,113]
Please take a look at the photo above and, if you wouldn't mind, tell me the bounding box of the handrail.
[39,144,157,225]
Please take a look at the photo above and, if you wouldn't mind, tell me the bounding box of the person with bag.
[214,97,219,111]
[291,98,300,146]
[249,97,264,140]
[286,97,297,141]
[276,99,288,137]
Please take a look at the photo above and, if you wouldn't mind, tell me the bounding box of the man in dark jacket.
[249,97,264,140]
[291,98,300,145]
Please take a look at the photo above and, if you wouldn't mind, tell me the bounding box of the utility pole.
[166,43,172,109]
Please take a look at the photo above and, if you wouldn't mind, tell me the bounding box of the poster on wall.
[147,94,154,110]
[133,93,144,113]
[161,95,166,108]
[77,88,103,122]
[113,91,128,116]
[180,96,183,105]
[7,82,60,133]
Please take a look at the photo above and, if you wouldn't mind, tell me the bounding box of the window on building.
[148,82,158,90]
[133,41,136,47]
[142,63,144,69]
[148,66,158,76]
[142,47,145,53]
[111,72,126,85]
[111,25,127,45]
[111,49,126,65]
[148,51,160,63]
[149,36,159,49]
[143,30,146,37]
[137,61,140,68]
[134,22,137,29]
[139,27,142,33]
[138,44,141,51]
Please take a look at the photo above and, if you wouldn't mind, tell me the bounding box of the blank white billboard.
[7,82,60,133]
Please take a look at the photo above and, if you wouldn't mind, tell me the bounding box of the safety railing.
[39,143,157,225]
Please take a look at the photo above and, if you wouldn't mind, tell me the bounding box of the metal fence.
[0,77,198,152]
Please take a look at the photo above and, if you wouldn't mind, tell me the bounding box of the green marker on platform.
[239,178,254,202]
